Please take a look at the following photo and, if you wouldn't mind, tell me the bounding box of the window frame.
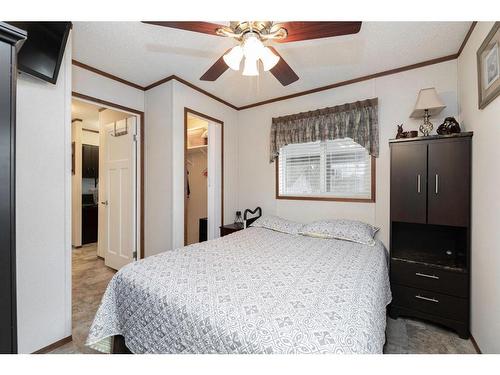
[275,142,376,203]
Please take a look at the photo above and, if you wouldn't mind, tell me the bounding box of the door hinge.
[133,250,137,260]
[133,134,138,142]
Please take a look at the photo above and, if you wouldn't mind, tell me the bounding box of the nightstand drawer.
[392,284,468,321]
[391,260,468,297]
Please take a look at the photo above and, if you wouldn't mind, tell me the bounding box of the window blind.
[278,138,372,199]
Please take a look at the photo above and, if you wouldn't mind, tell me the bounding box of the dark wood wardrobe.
[0,22,26,354]
[389,132,473,339]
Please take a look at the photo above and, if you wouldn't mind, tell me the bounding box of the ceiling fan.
[143,21,362,86]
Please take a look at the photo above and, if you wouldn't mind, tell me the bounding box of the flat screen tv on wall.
[9,22,71,84]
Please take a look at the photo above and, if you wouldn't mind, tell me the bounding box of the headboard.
[243,207,262,227]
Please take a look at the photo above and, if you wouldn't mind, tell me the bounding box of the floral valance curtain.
[270,98,379,162]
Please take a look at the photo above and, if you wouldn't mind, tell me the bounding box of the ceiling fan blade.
[275,21,362,43]
[142,21,226,36]
[200,51,230,81]
[268,47,299,86]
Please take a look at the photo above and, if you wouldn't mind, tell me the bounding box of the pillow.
[250,215,304,235]
[299,219,379,246]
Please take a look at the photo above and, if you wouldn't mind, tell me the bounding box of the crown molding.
[71,22,476,112]
[239,54,459,110]
[72,59,146,90]
[457,21,477,56]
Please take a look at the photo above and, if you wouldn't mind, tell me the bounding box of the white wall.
[458,21,500,354]
[144,80,239,254]
[171,81,239,249]
[237,60,459,248]
[16,36,72,353]
[144,82,173,257]
[72,65,144,112]
[81,128,99,145]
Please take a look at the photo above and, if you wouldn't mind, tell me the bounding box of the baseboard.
[470,335,482,354]
[32,335,72,354]
[73,245,82,249]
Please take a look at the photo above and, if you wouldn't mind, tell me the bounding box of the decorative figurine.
[437,117,461,135]
[396,124,407,139]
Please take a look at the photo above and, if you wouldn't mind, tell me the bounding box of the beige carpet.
[49,244,478,354]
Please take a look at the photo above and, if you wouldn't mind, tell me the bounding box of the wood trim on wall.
[275,155,376,203]
[144,75,238,110]
[72,92,145,260]
[72,59,145,91]
[32,335,72,354]
[470,334,482,354]
[457,22,477,56]
[239,55,459,110]
[184,108,224,246]
[71,21,476,112]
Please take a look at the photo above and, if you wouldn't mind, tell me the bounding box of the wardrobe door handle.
[435,174,439,194]
[415,295,439,303]
[415,272,439,280]
[417,174,421,193]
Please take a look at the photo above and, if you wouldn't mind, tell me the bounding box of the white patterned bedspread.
[87,227,391,353]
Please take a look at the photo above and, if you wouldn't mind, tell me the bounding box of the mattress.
[87,227,391,353]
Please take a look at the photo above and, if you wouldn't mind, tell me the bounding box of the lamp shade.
[410,87,446,118]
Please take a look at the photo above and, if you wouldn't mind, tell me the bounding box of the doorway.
[68,96,143,352]
[184,108,223,246]
[71,98,139,268]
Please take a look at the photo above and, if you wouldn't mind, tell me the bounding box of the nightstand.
[220,223,244,237]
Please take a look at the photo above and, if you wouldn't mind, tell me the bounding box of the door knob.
[101,200,108,206]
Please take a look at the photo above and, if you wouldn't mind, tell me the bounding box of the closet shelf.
[187,144,208,152]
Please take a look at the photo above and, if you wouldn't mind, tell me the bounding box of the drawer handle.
[415,295,439,303]
[415,272,439,280]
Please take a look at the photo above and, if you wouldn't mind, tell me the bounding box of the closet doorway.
[184,108,223,246]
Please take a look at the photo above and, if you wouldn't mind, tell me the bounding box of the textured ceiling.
[72,22,471,107]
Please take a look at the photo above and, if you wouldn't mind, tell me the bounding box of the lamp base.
[419,110,433,136]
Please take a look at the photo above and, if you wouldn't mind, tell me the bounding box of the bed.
[87,225,391,354]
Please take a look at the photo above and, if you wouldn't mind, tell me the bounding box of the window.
[277,138,375,202]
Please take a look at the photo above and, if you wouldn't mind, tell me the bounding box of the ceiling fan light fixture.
[242,32,264,60]
[242,57,259,76]
[222,45,243,70]
[260,46,280,71]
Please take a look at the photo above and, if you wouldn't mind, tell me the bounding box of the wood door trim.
[72,92,145,260]
[274,156,376,203]
[184,107,224,246]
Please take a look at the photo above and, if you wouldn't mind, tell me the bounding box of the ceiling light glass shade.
[223,45,243,70]
[242,33,264,60]
[260,47,280,71]
[242,57,259,76]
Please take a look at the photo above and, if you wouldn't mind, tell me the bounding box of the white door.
[103,117,137,270]
[207,121,222,240]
